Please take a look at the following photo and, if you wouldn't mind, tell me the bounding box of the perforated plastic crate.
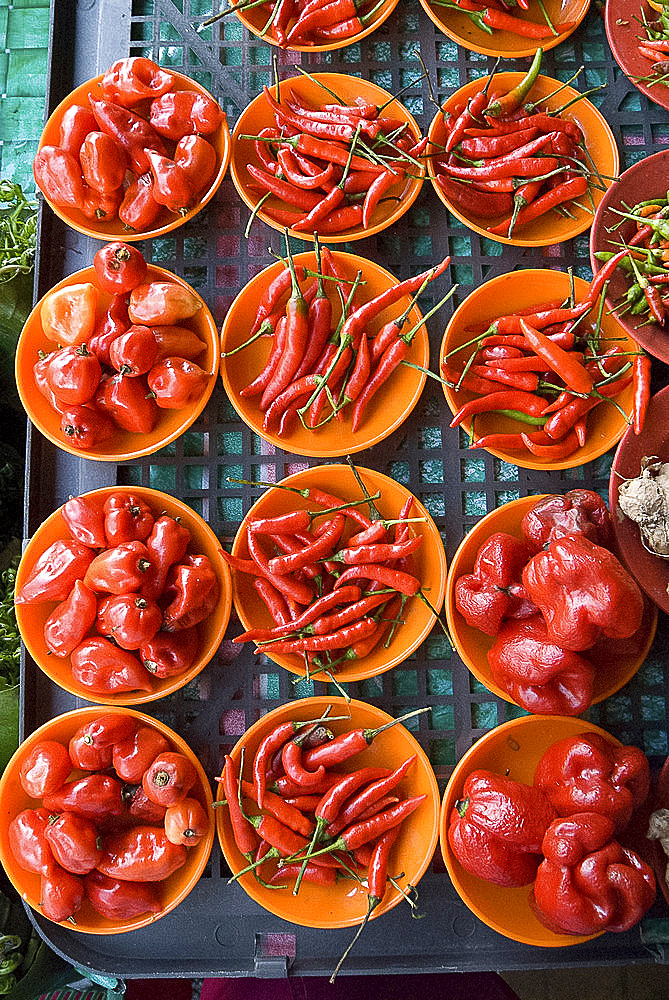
[22,0,669,980]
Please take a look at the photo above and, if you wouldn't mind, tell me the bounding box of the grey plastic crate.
[21,0,669,981]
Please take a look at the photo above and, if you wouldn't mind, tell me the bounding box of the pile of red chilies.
[431,0,576,41]
[636,9,669,87]
[231,245,451,437]
[238,83,425,235]
[220,710,427,974]
[221,485,425,677]
[442,254,651,461]
[430,52,596,238]
[215,0,389,46]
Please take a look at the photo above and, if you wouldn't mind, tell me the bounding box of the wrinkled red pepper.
[140,627,199,678]
[149,90,224,140]
[521,490,614,552]
[61,493,107,548]
[533,732,650,832]
[96,825,187,881]
[84,870,162,920]
[70,637,153,694]
[103,493,154,546]
[488,615,595,716]
[101,57,174,107]
[140,515,191,600]
[43,579,97,657]
[532,812,656,935]
[448,769,555,887]
[522,535,644,652]
[83,540,152,594]
[454,531,536,636]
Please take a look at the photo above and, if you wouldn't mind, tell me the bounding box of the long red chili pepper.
[449,390,547,428]
[235,585,362,644]
[326,755,417,838]
[519,318,594,395]
[281,740,327,790]
[302,707,429,770]
[632,353,652,435]
[256,617,377,654]
[223,755,257,860]
[254,577,292,627]
[246,528,314,606]
[486,176,588,236]
[267,514,345,574]
[240,780,313,838]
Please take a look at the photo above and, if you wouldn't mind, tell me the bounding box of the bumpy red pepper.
[43,773,124,820]
[521,490,614,552]
[140,627,199,678]
[532,812,656,935]
[488,615,595,716]
[142,751,197,807]
[89,96,168,175]
[96,593,162,650]
[147,357,209,408]
[83,540,152,594]
[522,535,644,652]
[161,554,219,631]
[139,515,191,600]
[70,636,153,694]
[448,769,555,887]
[33,146,85,209]
[16,540,95,605]
[454,532,536,636]
[533,732,650,832]
[112,725,171,783]
[19,741,72,798]
[8,808,53,874]
[61,493,107,549]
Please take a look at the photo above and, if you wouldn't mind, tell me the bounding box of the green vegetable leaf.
[0,181,37,286]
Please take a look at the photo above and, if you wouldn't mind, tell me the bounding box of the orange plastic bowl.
[217,696,440,928]
[36,71,231,242]
[14,486,232,705]
[445,495,657,709]
[0,706,214,933]
[230,72,424,243]
[440,714,622,945]
[427,72,618,247]
[441,269,635,470]
[220,250,430,457]
[234,0,399,51]
[15,264,219,462]
[230,465,447,682]
[418,0,590,58]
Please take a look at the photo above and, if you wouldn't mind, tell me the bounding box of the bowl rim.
[36,69,232,242]
[219,248,429,457]
[14,484,232,705]
[229,463,448,682]
[15,262,220,462]
[229,71,425,244]
[0,705,215,934]
[216,694,441,928]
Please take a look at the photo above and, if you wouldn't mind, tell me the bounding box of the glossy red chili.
[70,636,153,694]
[46,344,102,406]
[140,627,199,679]
[112,725,171,783]
[43,579,97,658]
[142,751,197,807]
[60,405,115,450]
[79,132,127,194]
[149,90,224,140]
[147,356,209,408]
[97,825,187,881]
[118,172,162,232]
[164,796,210,846]
[43,773,124,820]
[40,865,84,923]
[9,808,53,874]
[103,493,154,546]
[84,870,162,920]
[95,371,158,434]
[161,553,219,631]
[97,593,162,649]
[44,812,102,875]
[101,57,174,107]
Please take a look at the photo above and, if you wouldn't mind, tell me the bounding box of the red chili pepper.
[83,539,151,594]
[140,626,199,679]
[118,172,162,232]
[112,725,171,783]
[260,248,310,409]
[632,353,652,435]
[140,515,191,600]
[97,826,187,882]
[70,636,153,694]
[253,577,293,628]
[487,176,588,236]
[44,812,102,875]
[59,405,116,450]
[259,617,377,654]
[60,494,106,549]
[33,146,86,209]
[246,529,314,606]
[97,593,162,650]
[58,104,97,154]
[174,134,218,194]
[519,318,594,394]
[240,780,313,838]
[145,150,195,215]
[40,865,84,923]
[43,773,124,820]
[327,756,417,838]
[95,371,158,434]
[303,709,427,771]
[103,492,154,546]
[84,870,162,921]
[161,553,219,631]
[8,808,53,875]
[147,356,210,408]
[89,294,130,368]
[79,131,127,194]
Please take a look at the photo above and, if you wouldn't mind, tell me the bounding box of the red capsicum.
[103,493,154,546]
[61,494,107,549]
[43,579,97,657]
[97,825,187,881]
[101,57,174,107]
[43,773,124,820]
[161,554,219,631]
[488,615,595,716]
[454,532,536,636]
[140,627,199,678]
[149,91,224,140]
[532,812,656,935]
[112,725,171,784]
[448,769,555,887]
[521,490,614,552]
[70,636,153,694]
[533,732,650,832]
[83,540,152,594]
[15,540,95,605]
[522,535,644,652]
[84,870,162,920]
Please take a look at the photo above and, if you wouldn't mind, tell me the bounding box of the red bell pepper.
[112,725,171,784]
[83,540,152,594]
[448,769,555,887]
[16,540,95,605]
[96,593,162,650]
[61,494,107,549]
[487,615,595,716]
[43,773,124,820]
[149,90,224,140]
[43,579,97,657]
[140,515,191,600]
[140,627,199,678]
[70,636,153,694]
[533,732,650,832]
[521,490,614,552]
[97,825,187,881]
[84,870,162,920]
[454,531,536,636]
[8,808,53,875]
[532,812,656,935]
[101,57,174,107]
[161,554,219,631]
[103,493,154,546]
[89,96,168,175]
[522,535,644,652]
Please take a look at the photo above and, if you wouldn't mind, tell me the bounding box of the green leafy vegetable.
[0,555,19,689]
[0,181,36,285]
